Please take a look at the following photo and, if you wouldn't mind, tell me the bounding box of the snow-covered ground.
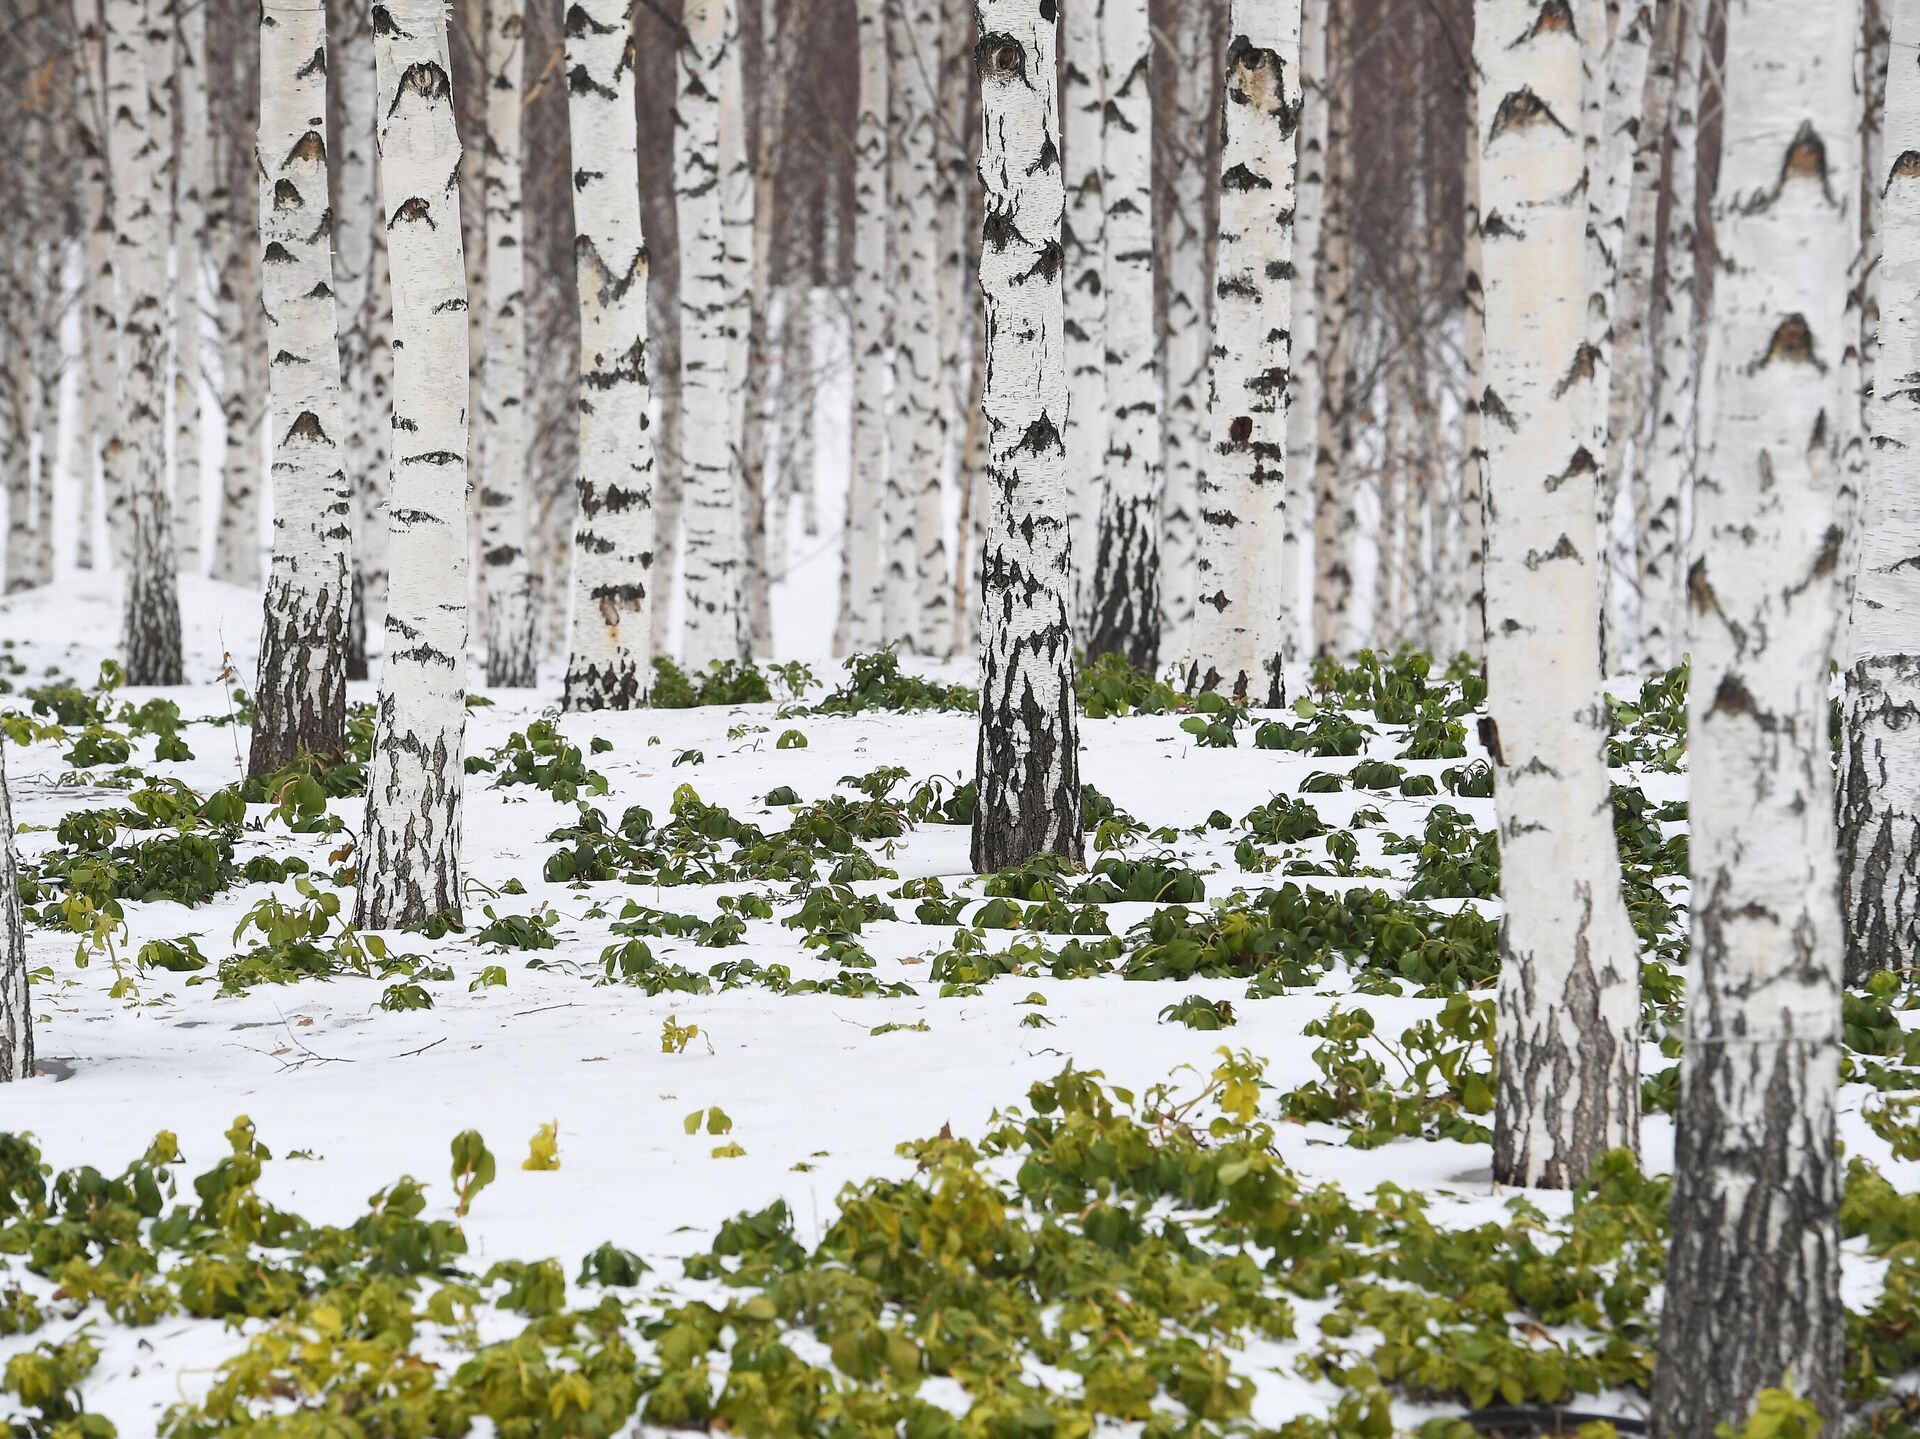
[0,575,1906,1435]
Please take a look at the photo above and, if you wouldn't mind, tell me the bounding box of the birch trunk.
[882,0,949,651]
[211,88,264,592]
[1587,2,1653,673]
[107,0,184,683]
[356,0,472,931]
[971,0,1083,874]
[475,0,534,688]
[678,0,742,668]
[1084,0,1161,670]
[1061,0,1105,638]
[72,0,108,573]
[1460,48,1487,659]
[1478,0,1641,1191]
[1650,0,1859,1427]
[1309,1,1351,655]
[1841,0,1920,986]
[561,0,655,708]
[335,0,391,682]
[651,313,685,660]
[1609,0,1675,656]
[1284,0,1328,663]
[1158,0,1216,663]
[249,0,353,777]
[173,0,208,573]
[0,744,30,1083]
[720,0,759,658]
[1187,8,1299,708]
[1637,0,1697,672]
[737,0,781,658]
[838,0,890,655]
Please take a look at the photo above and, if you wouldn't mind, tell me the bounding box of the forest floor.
[0,574,1911,1437]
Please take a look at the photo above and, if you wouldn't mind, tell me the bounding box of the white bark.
[210,45,264,593]
[334,0,391,681]
[1477,0,1640,1191]
[838,0,890,655]
[1842,0,1920,984]
[1085,0,1161,669]
[172,0,208,573]
[1586,1,1653,672]
[1284,0,1328,662]
[882,0,949,651]
[106,0,183,683]
[1158,0,1215,663]
[1461,49,1487,659]
[678,0,743,667]
[1638,0,1697,671]
[249,0,352,777]
[720,0,756,658]
[0,744,31,1083]
[1188,7,1299,708]
[71,0,108,574]
[1061,0,1105,638]
[1651,0,1859,1428]
[970,0,1083,873]
[1309,2,1351,655]
[356,0,472,930]
[561,0,656,707]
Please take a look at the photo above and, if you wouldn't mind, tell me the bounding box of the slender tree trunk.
[475,0,535,689]
[560,0,656,708]
[1842,0,1920,986]
[1187,2,1299,707]
[737,0,786,657]
[1085,0,1160,669]
[1651,0,1859,1429]
[881,0,948,652]
[837,0,890,655]
[0,743,31,1083]
[651,320,686,660]
[719,0,759,659]
[1310,2,1350,655]
[1157,0,1215,664]
[1061,0,1105,639]
[1460,49,1487,660]
[1478,0,1641,1191]
[1638,0,1698,673]
[1284,0,1328,664]
[1,292,27,595]
[1588,2,1654,673]
[72,0,109,574]
[678,0,742,668]
[173,0,208,574]
[26,242,59,592]
[356,0,472,931]
[336,0,391,682]
[971,0,1083,874]
[107,0,184,683]
[211,44,264,594]
[248,0,353,776]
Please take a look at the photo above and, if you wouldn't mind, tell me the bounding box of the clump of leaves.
[1280,996,1496,1147]
[799,650,978,715]
[650,656,776,708]
[468,719,610,803]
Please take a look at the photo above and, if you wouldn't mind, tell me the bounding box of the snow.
[0,573,1905,1433]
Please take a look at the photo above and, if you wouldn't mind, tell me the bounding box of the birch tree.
[1651,0,1859,1428]
[560,0,655,707]
[971,0,1082,874]
[1158,0,1216,662]
[356,0,473,930]
[1061,0,1105,635]
[1841,0,1920,985]
[1285,0,1329,663]
[1084,0,1161,669]
[1460,46,1487,658]
[249,0,352,777]
[334,0,391,681]
[106,0,183,684]
[1310,3,1352,655]
[173,0,208,571]
[837,0,890,655]
[1638,0,1698,672]
[1188,7,1300,708]
[0,743,30,1084]
[678,0,742,668]
[719,1,756,656]
[1476,0,1640,1190]
[71,0,110,576]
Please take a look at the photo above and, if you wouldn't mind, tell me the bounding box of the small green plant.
[450,1131,496,1218]
[522,1123,561,1171]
